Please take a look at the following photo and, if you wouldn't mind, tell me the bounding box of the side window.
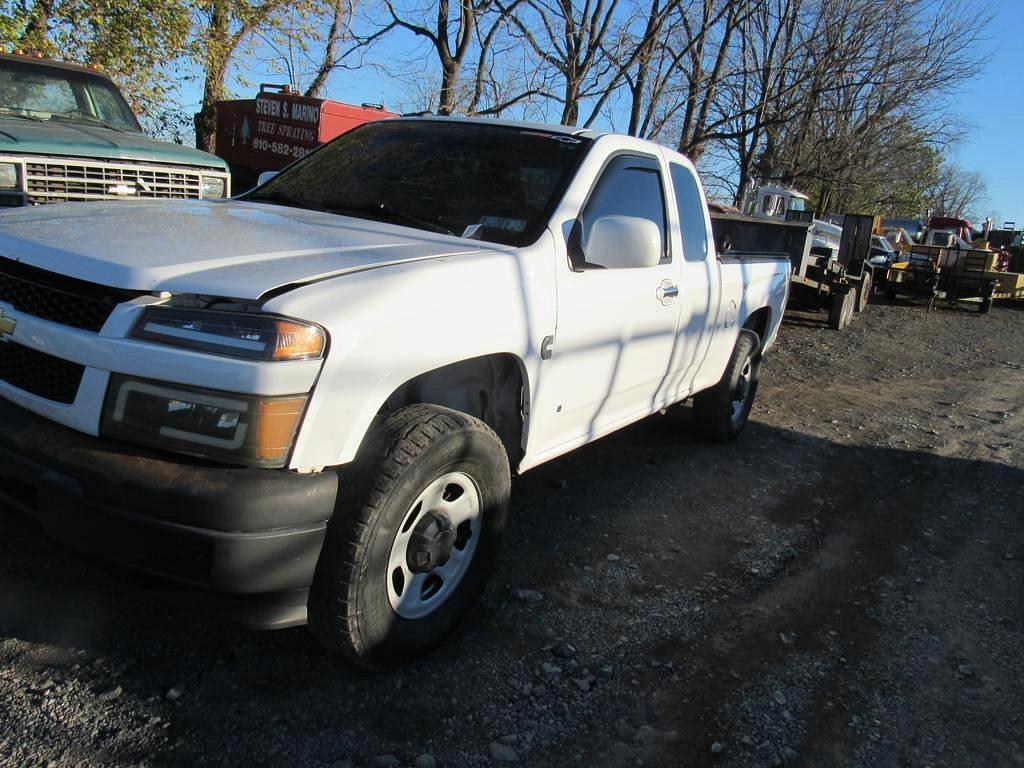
[574,154,668,269]
[669,164,710,263]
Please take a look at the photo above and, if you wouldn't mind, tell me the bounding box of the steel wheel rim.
[730,357,753,425]
[386,471,482,620]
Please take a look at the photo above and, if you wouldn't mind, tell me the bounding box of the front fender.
[261,237,556,469]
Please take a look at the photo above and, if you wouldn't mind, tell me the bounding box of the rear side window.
[670,164,710,263]
[575,154,668,267]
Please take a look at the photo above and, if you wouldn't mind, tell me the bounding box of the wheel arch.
[365,353,529,468]
[741,306,771,351]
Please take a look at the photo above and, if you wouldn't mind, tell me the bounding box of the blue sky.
[953,0,1022,225]
[201,0,1021,221]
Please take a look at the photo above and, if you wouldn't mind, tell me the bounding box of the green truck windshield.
[0,58,141,133]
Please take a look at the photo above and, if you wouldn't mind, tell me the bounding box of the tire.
[980,297,992,314]
[308,404,510,668]
[692,329,761,443]
[885,284,898,300]
[828,288,855,330]
[855,270,872,312]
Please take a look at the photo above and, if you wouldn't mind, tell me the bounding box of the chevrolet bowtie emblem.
[0,308,16,339]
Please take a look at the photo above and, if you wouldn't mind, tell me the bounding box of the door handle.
[656,280,679,304]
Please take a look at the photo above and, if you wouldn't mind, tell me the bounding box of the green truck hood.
[0,117,227,170]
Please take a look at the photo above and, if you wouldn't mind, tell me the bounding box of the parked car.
[0,51,229,207]
[868,234,899,268]
[0,117,789,666]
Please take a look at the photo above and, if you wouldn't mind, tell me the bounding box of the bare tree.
[500,0,629,126]
[926,162,988,220]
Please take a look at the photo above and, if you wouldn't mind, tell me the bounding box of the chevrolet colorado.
[0,117,789,666]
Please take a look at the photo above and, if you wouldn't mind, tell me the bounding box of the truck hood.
[0,117,227,170]
[0,199,494,299]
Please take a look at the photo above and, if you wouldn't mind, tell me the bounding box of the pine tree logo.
[240,117,251,145]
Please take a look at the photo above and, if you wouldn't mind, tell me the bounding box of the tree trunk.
[305,0,347,98]
[194,0,233,153]
[438,59,460,114]
[195,0,233,154]
[561,78,580,126]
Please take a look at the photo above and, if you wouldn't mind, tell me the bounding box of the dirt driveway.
[1,297,1022,768]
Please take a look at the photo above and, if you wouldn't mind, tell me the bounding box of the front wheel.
[692,329,761,443]
[308,404,510,667]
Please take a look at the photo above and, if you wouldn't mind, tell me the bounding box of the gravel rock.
[165,684,186,701]
[541,662,561,678]
[372,755,401,768]
[489,741,520,762]
[97,685,123,701]
[511,588,544,602]
[414,754,436,768]
[552,643,576,659]
[710,741,724,754]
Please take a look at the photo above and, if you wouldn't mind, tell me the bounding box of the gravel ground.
[1,294,1022,768]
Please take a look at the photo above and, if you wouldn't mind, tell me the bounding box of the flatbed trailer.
[710,211,875,330]
[886,245,1024,312]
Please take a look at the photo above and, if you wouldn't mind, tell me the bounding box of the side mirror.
[257,171,279,186]
[584,216,662,269]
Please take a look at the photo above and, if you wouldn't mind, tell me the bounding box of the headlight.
[202,175,227,198]
[132,307,326,361]
[102,375,307,467]
[0,163,17,189]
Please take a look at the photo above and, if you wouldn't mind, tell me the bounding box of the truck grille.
[0,260,133,332]
[25,159,206,204]
[0,341,85,404]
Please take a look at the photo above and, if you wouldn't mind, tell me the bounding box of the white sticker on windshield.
[462,223,483,239]
[480,216,527,233]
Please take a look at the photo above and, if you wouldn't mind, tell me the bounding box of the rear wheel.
[828,288,855,330]
[692,329,761,443]
[980,297,993,314]
[308,404,510,668]
[855,270,872,312]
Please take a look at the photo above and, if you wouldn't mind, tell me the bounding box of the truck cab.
[0,51,230,206]
[744,184,841,258]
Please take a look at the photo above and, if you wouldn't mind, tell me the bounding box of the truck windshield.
[0,58,141,132]
[248,120,592,247]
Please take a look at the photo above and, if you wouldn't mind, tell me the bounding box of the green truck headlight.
[0,163,18,189]
[202,175,227,198]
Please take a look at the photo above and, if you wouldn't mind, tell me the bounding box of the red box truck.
[215,84,398,191]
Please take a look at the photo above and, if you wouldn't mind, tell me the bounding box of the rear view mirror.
[584,216,662,269]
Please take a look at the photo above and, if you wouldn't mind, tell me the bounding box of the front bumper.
[0,396,337,628]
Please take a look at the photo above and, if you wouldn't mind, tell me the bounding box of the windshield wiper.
[331,202,456,236]
[0,107,46,122]
[50,112,125,131]
[245,191,337,214]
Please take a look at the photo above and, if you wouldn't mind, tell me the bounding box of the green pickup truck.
[0,52,230,206]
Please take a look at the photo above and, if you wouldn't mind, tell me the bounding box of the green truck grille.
[25,159,208,204]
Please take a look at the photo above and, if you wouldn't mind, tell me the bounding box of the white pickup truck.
[0,117,789,666]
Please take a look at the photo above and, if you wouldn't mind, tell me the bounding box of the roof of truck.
[399,114,605,139]
[0,51,116,81]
